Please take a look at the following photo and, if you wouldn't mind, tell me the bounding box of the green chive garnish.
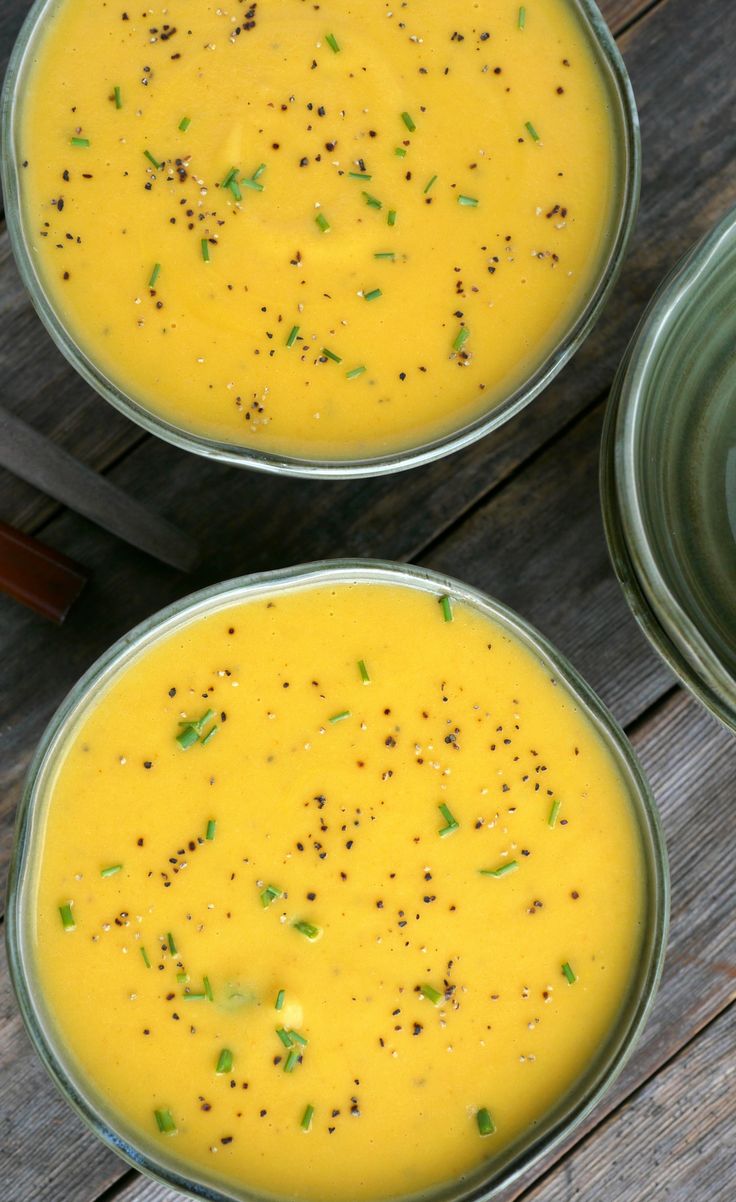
[362,192,383,210]
[480,860,519,878]
[200,725,218,746]
[325,32,340,53]
[286,325,300,348]
[178,116,191,132]
[154,1108,177,1135]
[329,710,351,723]
[322,348,342,364]
[548,800,561,828]
[525,121,541,142]
[439,594,453,622]
[358,659,371,684]
[100,864,122,878]
[183,991,206,1001]
[301,1103,315,1131]
[222,167,238,189]
[201,239,211,262]
[204,975,214,1002]
[477,1108,495,1136]
[206,818,217,841]
[284,1047,300,1072]
[420,984,443,1005]
[453,327,470,352]
[59,902,75,931]
[518,6,527,29]
[293,920,321,941]
[216,1048,234,1075]
[374,252,396,261]
[424,174,438,194]
[144,149,162,169]
[113,86,122,110]
[261,884,284,908]
[148,263,161,289]
[388,209,397,226]
[140,946,151,968]
[228,178,242,202]
[70,136,90,148]
[167,932,177,955]
[349,172,372,181]
[562,961,577,984]
[346,366,367,379]
[253,163,267,180]
[290,1030,308,1046]
[438,803,459,836]
[176,725,199,749]
[275,989,286,1011]
[240,176,264,192]
[364,288,382,302]
[276,1027,293,1048]
[177,972,189,985]
[315,212,331,233]
[401,112,416,132]
[394,147,407,157]
[458,195,479,207]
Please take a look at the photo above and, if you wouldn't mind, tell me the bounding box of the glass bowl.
[1,0,640,479]
[601,204,736,733]
[7,560,668,1202]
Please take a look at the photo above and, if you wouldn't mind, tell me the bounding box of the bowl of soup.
[1,0,639,476]
[7,560,667,1201]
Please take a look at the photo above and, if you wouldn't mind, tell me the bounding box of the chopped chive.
[148,262,161,289]
[362,191,383,210]
[329,710,351,723]
[293,919,321,941]
[216,1048,234,1075]
[518,6,527,29]
[100,864,122,878]
[346,365,367,379]
[358,659,371,684]
[394,146,407,158]
[227,178,242,202]
[140,946,151,968]
[222,166,238,189]
[200,724,219,747]
[261,884,284,908]
[439,594,453,622]
[286,324,300,348]
[276,1027,294,1048]
[178,708,215,733]
[453,327,471,352]
[315,212,331,233]
[548,800,561,828]
[458,195,479,207]
[438,803,459,836]
[154,1108,177,1135]
[349,172,372,181]
[424,174,438,194]
[525,120,541,142]
[206,818,217,841]
[70,136,90,148]
[325,32,340,53]
[240,176,264,192]
[301,1103,315,1131]
[477,1108,495,1137]
[204,975,214,1001]
[144,149,162,169]
[321,347,342,364]
[401,111,416,132]
[374,252,396,261]
[420,984,443,1005]
[284,1047,300,1072]
[178,116,191,132]
[562,961,577,985]
[177,972,189,985]
[113,86,122,110]
[480,860,519,878]
[59,902,75,931]
[388,209,397,226]
[176,725,199,750]
[201,238,210,262]
[183,991,206,1001]
[252,163,267,180]
[290,1030,308,1047]
[167,932,177,955]
[275,989,286,1011]
[364,288,382,302]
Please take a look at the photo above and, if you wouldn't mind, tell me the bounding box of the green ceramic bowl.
[601,204,736,732]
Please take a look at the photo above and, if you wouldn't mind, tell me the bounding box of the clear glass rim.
[7,559,669,1202]
[600,203,736,734]
[1,0,640,479]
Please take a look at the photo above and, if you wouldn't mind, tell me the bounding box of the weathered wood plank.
[521,1005,735,1202]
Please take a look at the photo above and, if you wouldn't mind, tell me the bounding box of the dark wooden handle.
[0,521,87,624]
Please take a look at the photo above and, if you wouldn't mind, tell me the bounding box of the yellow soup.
[30,577,646,1200]
[20,0,618,461]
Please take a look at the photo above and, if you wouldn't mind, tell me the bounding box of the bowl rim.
[1,0,640,479]
[600,203,736,734]
[6,558,669,1202]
